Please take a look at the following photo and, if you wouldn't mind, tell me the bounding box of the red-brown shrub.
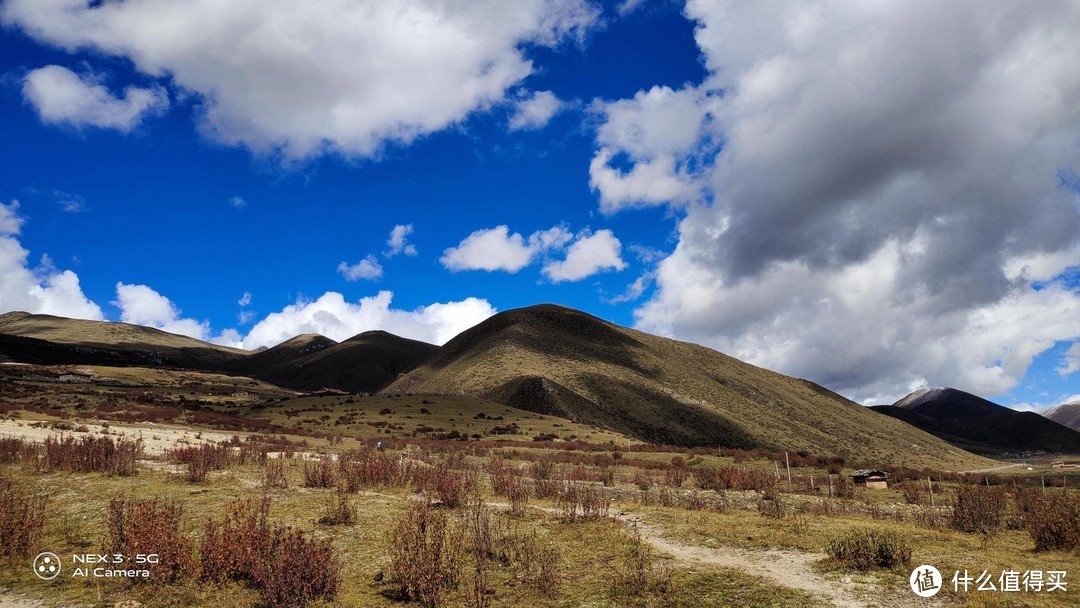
[253,527,340,608]
[1026,490,1080,551]
[319,490,357,526]
[42,435,141,476]
[950,484,1007,537]
[421,461,478,508]
[201,495,340,607]
[302,456,336,488]
[102,496,195,584]
[0,436,37,464]
[338,448,411,490]
[0,472,46,558]
[557,481,611,521]
[200,496,271,585]
[389,502,463,607]
[263,459,289,488]
[695,465,772,492]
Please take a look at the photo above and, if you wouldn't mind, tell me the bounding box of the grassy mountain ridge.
[227,330,437,393]
[0,312,435,394]
[0,312,244,369]
[389,304,990,469]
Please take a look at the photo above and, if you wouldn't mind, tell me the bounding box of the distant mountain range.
[872,387,1080,455]
[1044,400,1080,432]
[0,306,996,468]
[228,331,436,394]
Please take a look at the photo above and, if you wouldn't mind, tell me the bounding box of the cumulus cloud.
[113,282,211,340]
[441,224,571,272]
[229,196,247,210]
[442,223,626,282]
[588,85,710,212]
[0,201,103,320]
[509,90,565,131]
[241,291,495,348]
[238,292,253,308]
[589,150,700,213]
[337,255,384,281]
[0,201,23,235]
[22,65,167,132]
[542,229,626,282]
[611,1,1080,402]
[385,224,418,257]
[2,0,600,159]
[1059,343,1080,377]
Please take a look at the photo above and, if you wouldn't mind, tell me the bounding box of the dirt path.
[614,512,864,607]
[0,418,241,455]
[0,592,47,608]
[959,462,1024,474]
[610,511,950,608]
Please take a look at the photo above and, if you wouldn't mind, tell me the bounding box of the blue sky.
[1,0,1078,409]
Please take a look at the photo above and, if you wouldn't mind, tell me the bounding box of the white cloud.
[229,196,247,209]
[441,226,532,272]
[113,282,211,340]
[0,201,103,321]
[337,255,384,281]
[54,191,86,213]
[442,223,626,282]
[611,1,1080,402]
[606,272,655,304]
[509,90,564,131]
[595,85,708,160]
[542,229,626,282]
[211,328,245,349]
[22,65,167,132]
[0,201,24,235]
[616,0,646,17]
[588,85,711,213]
[527,225,574,251]
[385,224,417,257]
[241,290,495,348]
[238,292,253,308]
[544,231,630,282]
[1059,343,1080,377]
[589,150,700,213]
[2,0,599,159]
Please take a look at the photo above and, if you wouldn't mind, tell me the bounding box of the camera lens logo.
[33,552,61,580]
[909,564,942,597]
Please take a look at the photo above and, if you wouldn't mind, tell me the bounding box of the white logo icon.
[33,552,61,580]
[910,564,942,597]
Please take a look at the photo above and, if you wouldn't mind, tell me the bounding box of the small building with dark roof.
[850,469,889,489]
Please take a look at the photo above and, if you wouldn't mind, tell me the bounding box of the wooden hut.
[850,469,889,489]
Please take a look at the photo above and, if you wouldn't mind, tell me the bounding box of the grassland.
[2,363,1078,607]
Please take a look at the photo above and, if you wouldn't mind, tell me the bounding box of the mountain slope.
[0,312,434,393]
[1043,400,1080,432]
[388,304,990,469]
[873,387,1080,454]
[0,311,245,369]
[228,330,437,393]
